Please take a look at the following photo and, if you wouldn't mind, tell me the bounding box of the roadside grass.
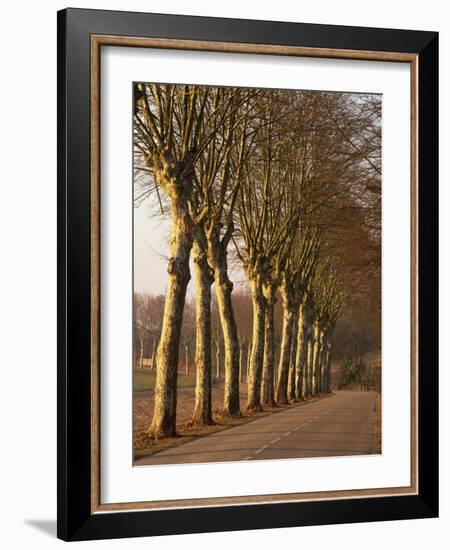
[133,369,197,392]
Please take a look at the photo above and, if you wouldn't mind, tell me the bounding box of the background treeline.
[133,84,381,438]
[134,289,380,380]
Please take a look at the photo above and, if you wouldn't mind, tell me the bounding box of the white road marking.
[251,405,338,456]
[294,422,309,431]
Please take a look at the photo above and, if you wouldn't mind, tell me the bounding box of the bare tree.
[275,231,318,404]
[134,84,235,437]
[308,263,345,395]
[194,88,262,417]
[134,293,165,369]
[235,93,301,411]
[189,217,215,424]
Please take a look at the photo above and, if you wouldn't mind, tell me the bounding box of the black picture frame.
[57,7,438,541]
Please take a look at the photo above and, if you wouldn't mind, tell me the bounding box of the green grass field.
[133,369,197,392]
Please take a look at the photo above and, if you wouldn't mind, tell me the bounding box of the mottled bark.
[191,237,214,426]
[247,279,266,412]
[207,227,241,416]
[304,335,314,398]
[216,280,240,415]
[318,330,326,394]
[275,281,295,405]
[287,308,299,401]
[323,334,331,393]
[319,332,326,393]
[294,302,307,400]
[322,351,327,393]
[274,349,279,388]
[149,197,193,439]
[261,286,276,407]
[215,336,221,379]
[311,322,321,396]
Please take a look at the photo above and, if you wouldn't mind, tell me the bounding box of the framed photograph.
[57,8,438,541]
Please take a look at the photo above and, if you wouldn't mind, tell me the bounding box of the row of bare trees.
[133,84,381,438]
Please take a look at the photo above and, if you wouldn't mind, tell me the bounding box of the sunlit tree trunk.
[294,301,307,400]
[318,330,326,394]
[215,279,240,415]
[215,331,221,379]
[311,322,321,396]
[324,334,332,393]
[208,229,241,417]
[305,333,314,398]
[274,346,279,389]
[191,237,214,426]
[261,285,276,407]
[150,197,193,438]
[275,281,295,405]
[247,278,266,412]
[288,307,299,401]
[316,331,322,394]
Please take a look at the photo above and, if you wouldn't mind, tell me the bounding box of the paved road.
[135,391,377,466]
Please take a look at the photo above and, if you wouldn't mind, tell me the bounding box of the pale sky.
[133,197,172,296]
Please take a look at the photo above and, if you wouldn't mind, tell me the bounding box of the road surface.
[135,390,378,466]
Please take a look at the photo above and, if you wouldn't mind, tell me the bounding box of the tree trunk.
[305,335,314,398]
[215,279,240,415]
[318,330,326,394]
[311,322,320,396]
[247,279,266,412]
[239,343,244,383]
[149,200,193,439]
[261,288,276,407]
[324,335,331,393]
[275,282,295,405]
[139,337,144,369]
[208,228,240,417]
[216,342,220,379]
[274,347,279,388]
[191,238,214,426]
[324,348,329,393]
[316,333,322,394]
[185,344,189,375]
[294,302,307,400]
[150,336,156,370]
[287,308,299,401]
